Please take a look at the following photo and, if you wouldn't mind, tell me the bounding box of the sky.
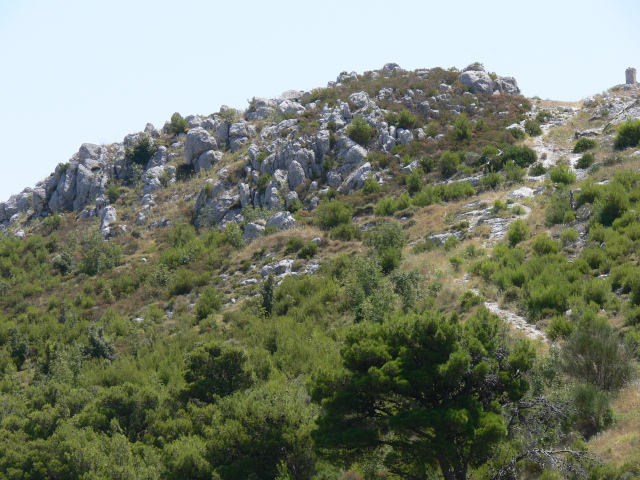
[0,0,638,202]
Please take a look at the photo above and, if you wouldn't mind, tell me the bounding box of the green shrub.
[529,162,546,176]
[443,235,460,251]
[549,164,576,185]
[450,114,472,142]
[504,161,525,183]
[502,145,537,167]
[560,228,579,247]
[545,190,573,226]
[583,278,610,307]
[125,135,158,167]
[315,201,353,230]
[535,111,552,123]
[439,151,460,178]
[524,119,542,136]
[405,169,423,194]
[330,223,362,241]
[597,186,629,226]
[576,152,595,169]
[395,110,419,130]
[361,176,380,194]
[614,118,640,150]
[562,318,635,391]
[532,234,559,255]
[195,286,222,320]
[105,183,121,204]
[547,315,575,341]
[573,138,597,153]
[481,170,502,189]
[284,237,304,255]
[346,116,376,145]
[168,268,194,296]
[507,127,525,140]
[170,112,188,135]
[571,383,613,438]
[378,247,401,274]
[374,197,397,216]
[257,173,273,194]
[223,223,244,250]
[364,222,406,257]
[297,241,319,259]
[507,219,529,247]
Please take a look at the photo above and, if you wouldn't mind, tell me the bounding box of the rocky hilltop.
[0,62,519,239]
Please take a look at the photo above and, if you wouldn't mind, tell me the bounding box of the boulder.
[494,76,519,95]
[194,150,223,172]
[229,122,248,138]
[266,211,296,230]
[184,128,217,164]
[343,162,372,192]
[418,101,431,115]
[397,128,413,146]
[288,161,306,189]
[508,187,535,201]
[381,63,401,75]
[100,206,117,235]
[278,90,305,103]
[146,146,168,169]
[460,71,494,94]
[316,130,331,157]
[285,191,299,208]
[278,100,305,115]
[348,91,373,109]
[243,222,265,243]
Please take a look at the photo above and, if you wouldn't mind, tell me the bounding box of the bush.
[571,383,613,438]
[405,169,423,194]
[346,116,376,145]
[502,145,537,167]
[195,286,222,320]
[315,201,353,230]
[545,190,574,226]
[330,223,362,241]
[507,127,525,141]
[614,118,640,150]
[125,135,158,167]
[597,186,629,226]
[450,114,472,142]
[297,241,319,259]
[547,315,575,341]
[507,219,529,247]
[439,151,460,178]
[443,235,460,251]
[170,112,188,135]
[395,110,419,130]
[257,173,273,194]
[481,170,502,190]
[549,164,576,185]
[364,222,406,256]
[562,318,635,391]
[529,162,546,176]
[532,234,559,255]
[284,237,304,255]
[361,176,380,194]
[576,152,595,169]
[223,224,244,250]
[524,119,542,136]
[560,228,579,247]
[168,268,194,296]
[504,160,525,183]
[573,138,597,153]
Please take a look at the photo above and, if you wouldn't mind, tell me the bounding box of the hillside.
[1,62,640,479]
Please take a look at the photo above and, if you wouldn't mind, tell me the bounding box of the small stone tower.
[626,67,637,84]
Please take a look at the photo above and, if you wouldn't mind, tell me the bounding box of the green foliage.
[170,112,188,135]
[297,241,319,259]
[502,145,537,167]
[561,318,635,391]
[507,219,529,246]
[549,164,576,185]
[504,160,525,183]
[85,325,116,362]
[545,190,574,226]
[124,135,158,167]
[315,201,353,230]
[183,342,253,402]
[168,268,195,295]
[405,168,423,194]
[346,115,376,145]
[524,119,542,136]
[361,176,380,194]
[532,234,559,255]
[450,113,472,142]
[614,118,640,150]
[507,126,525,140]
[439,150,460,177]
[223,223,244,250]
[481,170,502,189]
[395,110,419,130]
[261,274,275,317]
[364,222,406,255]
[576,152,595,169]
[443,235,460,251]
[312,308,536,480]
[573,137,597,153]
[78,228,123,276]
[328,223,361,241]
[529,162,546,176]
[547,315,575,341]
[570,383,613,438]
[256,173,272,194]
[195,286,222,320]
[536,110,552,123]
[105,182,121,204]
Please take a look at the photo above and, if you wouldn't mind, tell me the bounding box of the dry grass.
[589,382,640,466]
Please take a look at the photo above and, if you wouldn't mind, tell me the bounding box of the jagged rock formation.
[0,62,522,238]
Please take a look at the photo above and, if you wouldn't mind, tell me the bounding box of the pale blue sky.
[0,0,638,202]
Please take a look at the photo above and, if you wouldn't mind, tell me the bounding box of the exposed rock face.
[100,206,117,235]
[184,128,217,165]
[243,222,265,243]
[626,67,637,85]
[460,71,494,94]
[266,211,295,230]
